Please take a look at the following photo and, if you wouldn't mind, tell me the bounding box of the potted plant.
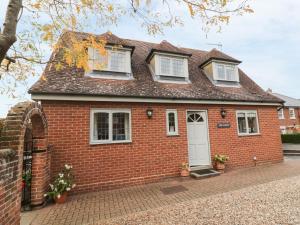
[180,162,190,177]
[214,154,229,172]
[45,164,75,204]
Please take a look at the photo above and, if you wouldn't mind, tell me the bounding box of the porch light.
[220,108,227,119]
[146,108,153,119]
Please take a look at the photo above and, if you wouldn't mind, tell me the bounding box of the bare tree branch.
[0,0,22,64]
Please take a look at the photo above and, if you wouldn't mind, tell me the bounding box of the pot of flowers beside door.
[214,154,229,173]
[180,162,190,177]
[45,164,76,204]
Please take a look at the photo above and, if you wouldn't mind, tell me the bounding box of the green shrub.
[281,133,300,144]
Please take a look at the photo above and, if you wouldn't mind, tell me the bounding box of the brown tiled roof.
[29,31,282,104]
[146,40,192,62]
[199,48,241,67]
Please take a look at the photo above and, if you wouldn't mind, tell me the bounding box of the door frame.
[186,109,212,168]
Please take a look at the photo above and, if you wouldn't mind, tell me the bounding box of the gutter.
[31,93,282,106]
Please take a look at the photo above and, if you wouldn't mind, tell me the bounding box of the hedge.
[281,133,300,144]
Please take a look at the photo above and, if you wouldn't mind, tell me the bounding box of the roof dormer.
[200,48,241,87]
[146,41,192,83]
[86,33,135,80]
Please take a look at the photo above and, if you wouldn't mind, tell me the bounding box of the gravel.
[100,176,300,225]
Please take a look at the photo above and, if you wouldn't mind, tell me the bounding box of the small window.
[90,109,131,144]
[236,110,259,136]
[159,56,185,77]
[88,48,131,73]
[289,108,296,119]
[215,63,238,82]
[166,109,178,136]
[278,108,285,119]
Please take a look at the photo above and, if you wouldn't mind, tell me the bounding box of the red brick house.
[29,31,284,192]
[268,91,300,133]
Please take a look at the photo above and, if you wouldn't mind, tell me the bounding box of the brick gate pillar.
[31,146,47,206]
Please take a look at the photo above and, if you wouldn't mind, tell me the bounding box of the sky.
[0,0,300,117]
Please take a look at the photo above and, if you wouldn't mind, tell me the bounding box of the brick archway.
[0,101,49,225]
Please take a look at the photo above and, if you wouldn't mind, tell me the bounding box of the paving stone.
[21,158,300,225]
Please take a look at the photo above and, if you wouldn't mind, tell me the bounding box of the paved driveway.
[22,158,300,225]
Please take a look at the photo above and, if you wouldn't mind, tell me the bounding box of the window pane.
[113,113,130,141]
[217,64,225,80]
[110,51,125,72]
[278,109,284,119]
[93,49,108,70]
[247,113,258,133]
[226,65,235,81]
[289,108,295,118]
[237,113,247,133]
[168,112,176,133]
[160,57,171,74]
[172,58,184,76]
[94,112,109,140]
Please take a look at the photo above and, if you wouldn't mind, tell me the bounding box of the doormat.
[192,169,217,175]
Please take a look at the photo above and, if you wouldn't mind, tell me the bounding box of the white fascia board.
[31,94,282,106]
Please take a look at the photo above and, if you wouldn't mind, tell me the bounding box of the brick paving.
[22,157,300,225]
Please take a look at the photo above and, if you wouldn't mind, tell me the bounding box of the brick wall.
[0,149,20,225]
[279,107,300,132]
[42,101,283,192]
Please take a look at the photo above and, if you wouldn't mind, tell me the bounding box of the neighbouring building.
[268,90,300,134]
[29,31,284,192]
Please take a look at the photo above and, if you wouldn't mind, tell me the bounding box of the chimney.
[267,88,272,93]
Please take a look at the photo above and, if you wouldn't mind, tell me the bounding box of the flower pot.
[215,162,225,172]
[54,192,68,204]
[181,169,190,177]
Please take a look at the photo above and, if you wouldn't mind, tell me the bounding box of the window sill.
[167,134,180,137]
[90,140,132,145]
[238,133,261,137]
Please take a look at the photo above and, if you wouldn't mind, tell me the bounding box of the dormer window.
[160,56,185,77]
[200,48,241,87]
[215,63,238,82]
[202,60,240,86]
[87,47,132,80]
[148,54,189,83]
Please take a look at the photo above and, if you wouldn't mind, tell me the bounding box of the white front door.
[187,111,210,166]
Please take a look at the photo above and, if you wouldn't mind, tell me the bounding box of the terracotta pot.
[181,169,190,177]
[54,192,68,204]
[215,162,226,172]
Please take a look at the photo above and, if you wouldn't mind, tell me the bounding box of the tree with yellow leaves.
[0,0,253,97]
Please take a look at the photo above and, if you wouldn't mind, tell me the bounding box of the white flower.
[59,173,64,178]
[65,164,71,170]
[57,194,61,199]
[72,184,76,188]
[66,187,71,191]
[44,194,47,197]
[49,184,54,190]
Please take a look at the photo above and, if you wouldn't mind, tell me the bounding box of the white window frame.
[166,109,179,136]
[289,108,296,119]
[88,47,131,73]
[158,55,188,78]
[236,110,260,136]
[90,109,132,144]
[212,62,239,82]
[278,108,285,119]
